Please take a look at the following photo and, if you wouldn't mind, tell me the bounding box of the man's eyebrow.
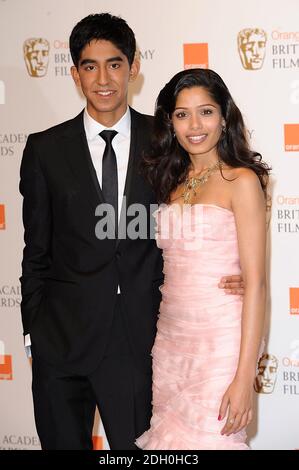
[107,56,124,62]
[79,59,97,66]
[79,56,124,66]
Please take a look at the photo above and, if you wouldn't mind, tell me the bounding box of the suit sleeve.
[19,134,52,335]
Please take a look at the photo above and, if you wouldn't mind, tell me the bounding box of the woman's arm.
[219,168,267,436]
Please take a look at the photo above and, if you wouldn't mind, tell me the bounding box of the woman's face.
[172,86,225,160]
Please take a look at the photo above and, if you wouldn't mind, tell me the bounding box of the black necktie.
[100,130,118,232]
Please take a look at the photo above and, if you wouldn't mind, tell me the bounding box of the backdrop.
[0,0,298,450]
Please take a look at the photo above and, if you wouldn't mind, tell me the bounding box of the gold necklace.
[182,160,223,204]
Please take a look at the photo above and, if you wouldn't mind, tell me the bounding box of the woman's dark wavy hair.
[143,68,271,204]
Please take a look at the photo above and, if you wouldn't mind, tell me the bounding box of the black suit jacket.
[19,108,163,375]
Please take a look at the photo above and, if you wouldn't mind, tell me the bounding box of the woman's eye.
[201,108,213,115]
[175,112,187,118]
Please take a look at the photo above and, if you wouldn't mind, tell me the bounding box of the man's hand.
[218,275,244,295]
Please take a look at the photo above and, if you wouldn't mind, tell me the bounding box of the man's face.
[25,40,49,77]
[255,356,278,394]
[71,39,139,126]
[239,32,266,70]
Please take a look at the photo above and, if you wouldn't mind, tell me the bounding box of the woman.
[136,69,270,450]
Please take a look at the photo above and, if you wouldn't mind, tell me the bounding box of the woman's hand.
[218,274,245,295]
[218,376,254,436]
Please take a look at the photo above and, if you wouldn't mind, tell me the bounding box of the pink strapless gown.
[136,203,249,450]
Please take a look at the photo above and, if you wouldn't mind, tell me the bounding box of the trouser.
[31,295,152,450]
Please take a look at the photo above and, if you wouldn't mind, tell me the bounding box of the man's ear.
[129,57,140,82]
[71,66,81,88]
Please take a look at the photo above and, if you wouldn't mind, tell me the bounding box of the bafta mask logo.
[254,353,278,394]
[238,28,267,70]
[23,38,50,77]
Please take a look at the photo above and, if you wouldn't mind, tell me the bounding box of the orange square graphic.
[290,288,299,315]
[0,204,5,230]
[284,124,299,152]
[184,43,209,69]
[92,435,103,450]
[0,355,13,380]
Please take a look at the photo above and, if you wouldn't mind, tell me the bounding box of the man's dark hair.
[69,13,136,67]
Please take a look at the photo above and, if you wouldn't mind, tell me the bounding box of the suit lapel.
[119,108,138,218]
[61,111,105,208]
[117,108,148,247]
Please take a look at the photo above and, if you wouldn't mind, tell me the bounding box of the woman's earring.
[222,125,226,133]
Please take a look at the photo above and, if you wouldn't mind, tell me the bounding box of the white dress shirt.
[83,106,131,222]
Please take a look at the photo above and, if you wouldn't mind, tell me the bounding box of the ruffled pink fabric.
[136,204,249,450]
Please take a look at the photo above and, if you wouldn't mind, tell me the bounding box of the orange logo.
[0,355,13,380]
[92,435,103,450]
[0,204,5,230]
[290,288,299,314]
[184,43,209,69]
[284,124,299,151]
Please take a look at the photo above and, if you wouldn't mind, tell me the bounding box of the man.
[20,13,244,450]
